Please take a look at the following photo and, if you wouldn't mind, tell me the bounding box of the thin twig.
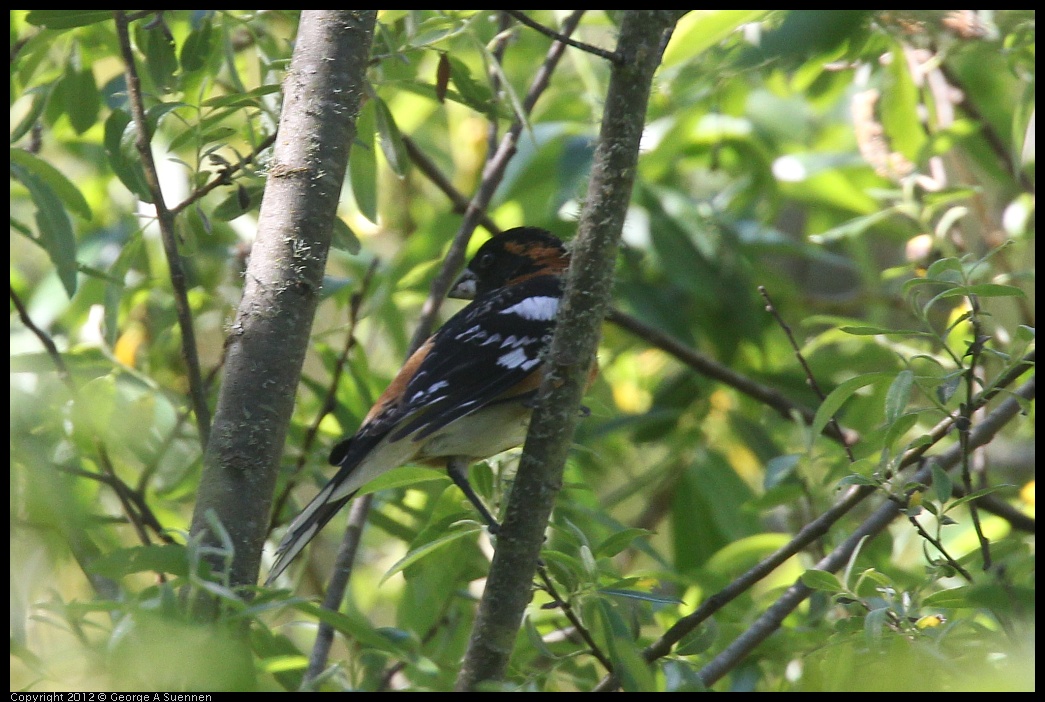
[401,136,500,235]
[904,510,973,581]
[607,307,859,446]
[594,373,1035,690]
[535,564,614,673]
[10,284,75,392]
[960,297,992,569]
[408,9,584,351]
[170,132,277,216]
[301,495,373,688]
[114,10,212,448]
[759,285,855,461]
[504,10,621,64]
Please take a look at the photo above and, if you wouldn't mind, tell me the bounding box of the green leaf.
[10,160,79,296]
[25,10,112,29]
[881,43,928,162]
[291,601,414,657]
[594,527,651,558]
[673,619,719,657]
[801,569,843,593]
[373,96,410,178]
[593,599,655,692]
[349,99,377,223]
[922,586,972,608]
[539,550,583,592]
[945,484,1016,512]
[884,370,913,423]
[87,544,189,578]
[810,372,893,450]
[931,463,953,503]
[60,64,101,135]
[837,473,879,488]
[446,56,495,116]
[104,109,152,201]
[212,182,264,220]
[704,533,790,578]
[763,453,801,490]
[936,372,963,405]
[808,209,895,243]
[883,412,919,452]
[600,588,683,606]
[925,257,964,281]
[200,84,282,108]
[840,325,934,337]
[10,148,92,219]
[662,11,770,67]
[945,283,1028,299]
[10,87,50,144]
[355,465,447,496]
[864,606,889,647]
[180,19,214,73]
[381,523,480,583]
[331,217,362,255]
[142,24,179,93]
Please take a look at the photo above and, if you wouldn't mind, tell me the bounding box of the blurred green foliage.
[10,9,1034,692]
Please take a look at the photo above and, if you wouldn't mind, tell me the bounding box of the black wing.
[387,274,562,442]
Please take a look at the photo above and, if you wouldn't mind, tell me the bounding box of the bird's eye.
[477,252,495,270]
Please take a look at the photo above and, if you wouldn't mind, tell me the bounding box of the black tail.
[265,486,356,585]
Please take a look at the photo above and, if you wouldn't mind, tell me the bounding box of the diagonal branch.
[593,365,1035,690]
[503,10,622,64]
[408,9,586,351]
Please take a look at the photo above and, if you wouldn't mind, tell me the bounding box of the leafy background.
[10,10,1035,692]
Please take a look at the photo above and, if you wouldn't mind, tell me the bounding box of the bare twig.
[10,284,75,392]
[114,10,212,448]
[504,10,621,64]
[692,376,1035,689]
[593,366,1035,691]
[535,565,614,673]
[401,135,500,234]
[597,371,1036,689]
[759,285,855,460]
[905,510,974,581]
[170,132,278,217]
[408,9,585,351]
[301,495,373,688]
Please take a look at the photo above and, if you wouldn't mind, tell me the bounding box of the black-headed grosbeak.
[267,226,577,584]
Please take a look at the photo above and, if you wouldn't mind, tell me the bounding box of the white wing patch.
[410,379,449,404]
[499,296,559,321]
[497,347,542,371]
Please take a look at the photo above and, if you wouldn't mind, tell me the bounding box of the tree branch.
[504,10,622,64]
[593,365,1036,690]
[695,375,1035,688]
[456,11,686,689]
[187,10,377,593]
